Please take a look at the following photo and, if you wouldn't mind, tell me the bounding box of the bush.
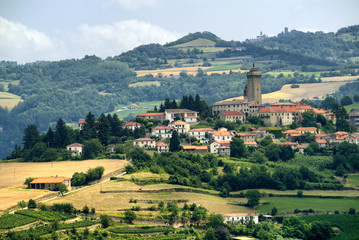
[349,208,356,215]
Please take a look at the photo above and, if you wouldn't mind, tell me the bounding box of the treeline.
[71,166,104,186]
[164,31,220,47]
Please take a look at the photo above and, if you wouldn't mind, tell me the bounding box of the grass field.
[257,197,359,214]
[110,100,162,120]
[0,80,20,91]
[300,214,359,240]
[0,160,127,212]
[0,91,22,109]
[232,189,359,197]
[344,103,359,112]
[321,75,359,82]
[345,174,359,188]
[262,81,355,103]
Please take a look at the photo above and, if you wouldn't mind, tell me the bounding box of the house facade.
[134,138,156,148]
[30,176,72,191]
[188,128,214,140]
[219,111,245,122]
[168,120,190,134]
[136,112,166,122]
[212,99,251,115]
[156,141,169,152]
[66,143,83,156]
[165,109,198,123]
[151,126,174,139]
[222,213,259,224]
[123,122,141,131]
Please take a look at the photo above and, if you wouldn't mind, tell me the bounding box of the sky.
[0,0,358,64]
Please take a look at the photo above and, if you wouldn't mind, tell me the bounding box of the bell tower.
[245,65,262,104]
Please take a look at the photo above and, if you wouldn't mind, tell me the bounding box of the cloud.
[70,20,181,59]
[0,17,180,63]
[107,0,158,10]
[0,16,57,63]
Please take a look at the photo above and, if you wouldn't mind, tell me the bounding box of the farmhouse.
[66,143,83,156]
[156,141,169,152]
[30,176,71,191]
[210,129,233,142]
[222,213,259,224]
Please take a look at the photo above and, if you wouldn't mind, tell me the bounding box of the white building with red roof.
[66,143,84,156]
[165,109,198,123]
[222,213,259,224]
[123,122,141,131]
[257,106,299,127]
[168,120,190,134]
[210,129,233,142]
[156,141,169,152]
[151,126,174,139]
[134,137,156,148]
[188,128,214,140]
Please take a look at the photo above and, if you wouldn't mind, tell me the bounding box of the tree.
[23,124,40,150]
[245,190,261,208]
[247,116,264,126]
[340,95,353,106]
[279,145,295,161]
[259,135,273,147]
[82,139,104,159]
[297,190,304,198]
[24,177,36,188]
[207,213,224,228]
[97,113,110,146]
[265,143,280,161]
[71,172,86,186]
[271,207,278,216]
[82,205,89,214]
[82,112,97,140]
[124,209,137,223]
[250,151,267,163]
[169,130,181,152]
[203,227,216,240]
[28,199,36,209]
[59,183,68,196]
[55,118,70,148]
[100,214,111,228]
[230,136,248,158]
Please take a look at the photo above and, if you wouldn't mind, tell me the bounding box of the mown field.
[0,160,127,212]
[110,100,162,120]
[262,81,355,103]
[0,91,22,109]
[344,103,359,112]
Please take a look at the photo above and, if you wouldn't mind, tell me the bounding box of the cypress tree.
[98,114,110,146]
[169,130,181,152]
[23,124,40,150]
[55,118,70,148]
[82,112,97,140]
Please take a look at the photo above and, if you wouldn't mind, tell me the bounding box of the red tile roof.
[211,131,232,136]
[258,107,287,113]
[189,128,214,132]
[169,120,188,125]
[134,138,154,142]
[280,142,298,146]
[67,143,83,147]
[295,127,317,131]
[244,142,258,146]
[156,141,168,147]
[123,122,141,126]
[315,139,328,144]
[221,111,244,116]
[154,126,174,130]
[31,176,71,184]
[137,112,165,117]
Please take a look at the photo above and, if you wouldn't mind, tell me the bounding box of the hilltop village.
[67,67,358,158]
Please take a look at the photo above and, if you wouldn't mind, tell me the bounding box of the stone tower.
[244,66,262,104]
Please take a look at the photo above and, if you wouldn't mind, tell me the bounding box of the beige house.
[257,106,299,127]
[134,138,156,148]
[236,133,256,142]
[168,120,190,134]
[156,141,169,152]
[136,112,165,122]
[188,128,214,140]
[30,176,71,191]
[66,143,83,156]
[219,111,245,122]
[212,99,251,115]
[210,130,233,142]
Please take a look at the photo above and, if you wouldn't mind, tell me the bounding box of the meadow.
[344,103,359,112]
[0,91,22,109]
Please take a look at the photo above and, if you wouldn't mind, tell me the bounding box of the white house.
[66,143,83,156]
[123,122,141,131]
[222,213,259,224]
[152,126,174,139]
[133,138,156,148]
[168,120,190,134]
[188,128,214,140]
[210,130,233,142]
[156,141,169,152]
[165,109,198,123]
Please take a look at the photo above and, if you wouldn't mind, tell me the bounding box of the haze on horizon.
[0,0,358,64]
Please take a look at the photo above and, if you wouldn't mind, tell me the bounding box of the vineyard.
[0,213,37,229]
[300,214,359,240]
[15,209,76,222]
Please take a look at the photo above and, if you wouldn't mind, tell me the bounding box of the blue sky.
[0,0,358,63]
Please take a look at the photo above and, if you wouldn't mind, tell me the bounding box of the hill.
[164,31,221,47]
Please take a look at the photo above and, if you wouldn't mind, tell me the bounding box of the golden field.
[0,160,127,212]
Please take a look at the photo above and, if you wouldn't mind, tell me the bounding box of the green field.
[344,103,359,112]
[257,197,359,214]
[345,174,359,188]
[171,38,216,48]
[205,64,241,72]
[0,80,20,91]
[300,214,359,240]
[111,101,162,120]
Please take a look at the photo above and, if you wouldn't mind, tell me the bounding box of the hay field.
[135,66,211,77]
[46,181,251,214]
[262,81,353,104]
[321,76,359,82]
[0,92,22,109]
[0,160,127,212]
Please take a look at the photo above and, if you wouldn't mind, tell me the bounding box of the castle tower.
[245,66,262,104]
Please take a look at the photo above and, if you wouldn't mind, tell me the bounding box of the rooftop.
[31,176,71,184]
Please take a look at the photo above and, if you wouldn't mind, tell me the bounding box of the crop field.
[321,75,359,82]
[135,66,212,77]
[0,91,22,109]
[257,196,359,214]
[0,160,127,212]
[262,81,354,103]
[46,180,252,215]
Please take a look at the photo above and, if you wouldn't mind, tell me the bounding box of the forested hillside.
[1,26,359,158]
